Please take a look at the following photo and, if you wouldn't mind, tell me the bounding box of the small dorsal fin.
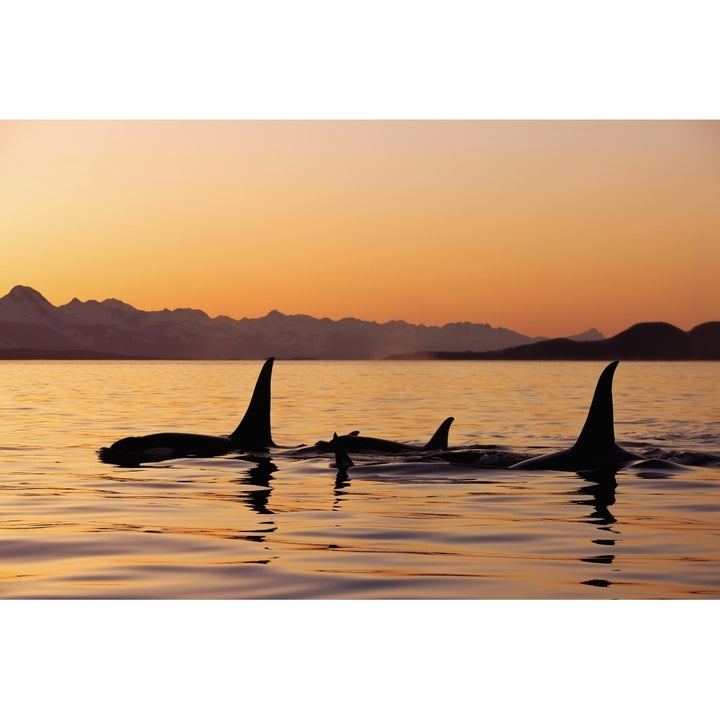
[424,417,454,451]
[230,358,275,449]
[573,361,618,453]
[349,430,360,437]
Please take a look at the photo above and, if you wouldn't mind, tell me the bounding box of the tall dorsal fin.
[424,417,454,451]
[230,357,275,449]
[573,361,618,453]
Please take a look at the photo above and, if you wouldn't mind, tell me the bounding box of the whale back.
[230,357,275,449]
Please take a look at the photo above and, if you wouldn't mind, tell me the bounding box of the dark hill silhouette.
[389,322,720,361]
[689,322,720,357]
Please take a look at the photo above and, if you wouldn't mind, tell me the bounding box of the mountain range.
[390,322,720,360]
[0,285,603,360]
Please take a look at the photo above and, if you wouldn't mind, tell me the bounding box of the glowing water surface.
[0,360,718,598]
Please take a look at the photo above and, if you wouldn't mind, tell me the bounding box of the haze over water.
[1,359,718,599]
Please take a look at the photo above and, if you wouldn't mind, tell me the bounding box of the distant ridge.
[0,284,572,360]
[1,286,714,360]
[389,322,720,361]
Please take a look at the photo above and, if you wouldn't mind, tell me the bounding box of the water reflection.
[573,471,619,588]
[333,470,350,511]
[581,578,612,588]
[574,471,617,525]
[233,459,277,515]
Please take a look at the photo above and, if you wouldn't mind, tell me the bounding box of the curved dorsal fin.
[230,357,275,449]
[424,417,455,451]
[573,361,618,453]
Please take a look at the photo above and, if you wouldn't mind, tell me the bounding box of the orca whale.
[309,417,454,456]
[98,357,275,466]
[510,361,642,472]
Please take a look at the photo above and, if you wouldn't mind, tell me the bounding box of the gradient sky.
[2,119,718,338]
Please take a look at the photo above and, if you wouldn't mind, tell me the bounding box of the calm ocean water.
[1,359,718,599]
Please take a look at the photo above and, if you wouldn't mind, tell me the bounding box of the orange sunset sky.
[2,119,718,338]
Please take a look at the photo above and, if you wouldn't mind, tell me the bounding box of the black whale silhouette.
[98,358,274,466]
